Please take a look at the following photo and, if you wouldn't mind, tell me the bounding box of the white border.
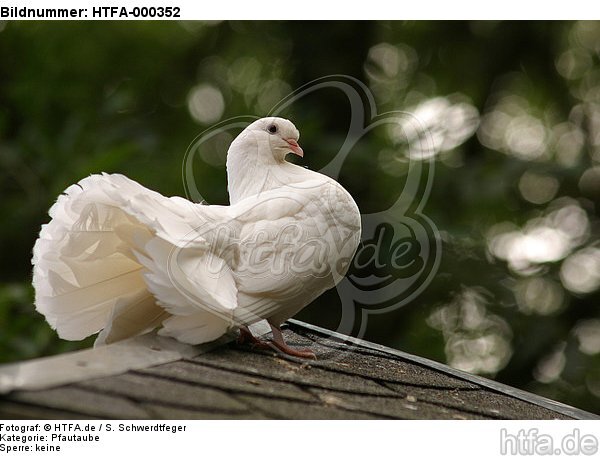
[3,0,600,20]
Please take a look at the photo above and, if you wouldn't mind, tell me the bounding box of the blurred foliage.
[0,21,599,413]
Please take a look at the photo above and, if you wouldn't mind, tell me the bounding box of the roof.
[0,320,596,419]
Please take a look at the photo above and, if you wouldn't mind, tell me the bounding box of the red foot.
[237,326,272,350]
[269,338,317,359]
[269,322,317,360]
[236,324,317,360]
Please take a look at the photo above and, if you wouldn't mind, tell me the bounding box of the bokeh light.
[560,247,600,294]
[518,171,560,205]
[427,288,512,375]
[574,319,600,356]
[534,343,566,384]
[487,199,589,274]
[187,83,225,124]
[514,277,564,316]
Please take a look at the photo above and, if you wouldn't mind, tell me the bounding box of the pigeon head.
[245,117,303,161]
[226,117,306,203]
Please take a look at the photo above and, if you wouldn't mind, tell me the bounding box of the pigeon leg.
[237,325,272,350]
[267,321,317,360]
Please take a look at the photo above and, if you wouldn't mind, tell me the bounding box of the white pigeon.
[32,117,361,358]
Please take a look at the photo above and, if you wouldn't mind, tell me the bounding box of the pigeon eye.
[267,124,278,134]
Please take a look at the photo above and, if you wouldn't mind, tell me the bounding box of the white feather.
[32,117,361,346]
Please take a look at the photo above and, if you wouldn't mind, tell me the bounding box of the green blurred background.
[1,21,599,414]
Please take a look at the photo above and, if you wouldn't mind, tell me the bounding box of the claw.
[236,324,317,360]
[268,321,317,360]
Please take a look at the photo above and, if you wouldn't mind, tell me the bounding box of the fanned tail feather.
[33,173,238,345]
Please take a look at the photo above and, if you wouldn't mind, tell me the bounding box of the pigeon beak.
[285,139,304,158]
